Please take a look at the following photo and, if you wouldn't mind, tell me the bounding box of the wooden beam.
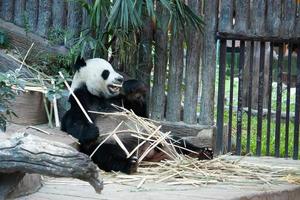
[25,0,39,32]
[218,0,233,33]
[0,0,14,22]
[0,18,68,56]
[36,0,52,37]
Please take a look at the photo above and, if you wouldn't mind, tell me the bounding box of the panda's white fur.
[71,58,123,98]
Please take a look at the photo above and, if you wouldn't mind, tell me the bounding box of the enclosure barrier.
[216,38,300,160]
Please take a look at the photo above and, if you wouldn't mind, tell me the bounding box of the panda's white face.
[71,58,124,98]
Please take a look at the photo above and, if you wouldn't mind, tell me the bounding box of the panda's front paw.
[84,124,99,142]
[124,156,138,174]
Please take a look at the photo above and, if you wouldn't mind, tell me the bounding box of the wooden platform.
[15,157,300,200]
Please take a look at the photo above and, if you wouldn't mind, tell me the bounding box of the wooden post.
[25,0,38,32]
[166,29,184,122]
[266,0,281,37]
[250,0,266,36]
[183,0,202,124]
[218,0,233,33]
[67,1,83,37]
[36,0,52,37]
[151,2,169,120]
[234,0,250,35]
[280,0,296,38]
[14,0,26,27]
[0,0,14,22]
[199,0,218,125]
[52,0,66,29]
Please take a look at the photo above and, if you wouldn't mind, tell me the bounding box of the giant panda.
[61,57,212,174]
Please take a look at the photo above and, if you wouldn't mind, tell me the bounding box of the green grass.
[223,109,299,159]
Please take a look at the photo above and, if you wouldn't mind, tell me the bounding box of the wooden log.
[0,19,68,56]
[199,0,218,125]
[67,1,83,37]
[52,0,66,29]
[234,0,250,35]
[82,0,93,30]
[36,0,52,37]
[0,0,14,22]
[218,0,233,33]
[250,0,265,36]
[280,0,296,38]
[14,0,26,27]
[183,0,202,124]
[151,2,169,120]
[0,132,103,193]
[25,0,39,32]
[266,0,281,37]
[166,30,184,122]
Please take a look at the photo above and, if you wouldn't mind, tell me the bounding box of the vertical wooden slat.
[246,41,254,154]
[275,44,284,158]
[294,48,300,160]
[67,1,83,37]
[285,43,292,158]
[218,0,233,33]
[0,0,14,22]
[216,39,227,155]
[281,0,296,38]
[227,40,235,152]
[14,0,25,27]
[81,0,93,30]
[251,0,266,36]
[166,30,184,122]
[36,0,52,37]
[183,0,202,124]
[256,42,265,156]
[151,3,169,120]
[236,40,245,155]
[266,0,281,37]
[294,1,300,37]
[25,0,38,32]
[52,0,66,29]
[266,43,274,156]
[199,0,218,125]
[235,0,250,34]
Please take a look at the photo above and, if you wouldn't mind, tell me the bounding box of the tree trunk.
[67,1,83,38]
[25,0,39,32]
[0,0,14,22]
[137,14,153,116]
[52,0,66,29]
[183,0,202,124]
[199,0,218,125]
[0,132,103,194]
[166,29,184,122]
[14,0,26,27]
[36,0,52,37]
[151,2,169,120]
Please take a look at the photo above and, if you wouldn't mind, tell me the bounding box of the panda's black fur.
[61,57,212,174]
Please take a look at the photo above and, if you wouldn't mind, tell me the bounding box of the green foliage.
[0,71,25,131]
[74,0,204,62]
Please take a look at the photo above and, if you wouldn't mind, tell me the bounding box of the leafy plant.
[74,0,205,62]
[0,71,25,131]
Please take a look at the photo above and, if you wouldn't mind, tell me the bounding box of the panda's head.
[71,58,124,98]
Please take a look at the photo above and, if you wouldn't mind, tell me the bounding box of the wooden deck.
[3,123,300,200]
[15,156,300,200]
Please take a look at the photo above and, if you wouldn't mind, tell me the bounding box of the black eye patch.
[101,70,110,80]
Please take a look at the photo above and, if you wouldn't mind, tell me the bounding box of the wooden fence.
[0,0,218,132]
[216,0,300,159]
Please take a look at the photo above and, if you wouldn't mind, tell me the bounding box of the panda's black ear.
[74,57,86,71]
